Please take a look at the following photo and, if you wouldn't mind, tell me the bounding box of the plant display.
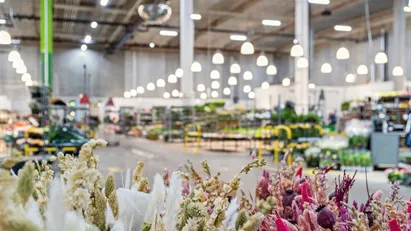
[385,168,411,185]
[1,140,411,231]
[348,135,368,149]
[341,101,350,111]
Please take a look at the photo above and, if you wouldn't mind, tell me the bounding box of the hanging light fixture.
[16,65,27,74]
[147,82,155,91]
[172,89,179,97]
[210,70,220,79]
[130,89,137,97]
[211,91,219,98]
[124,91,131,98]
[345,73,355,83]
[163,92,170,99]
[261,82,269,89]
[168,74,177,83]
[308,83,316,89]
[137,86,145,94]
[197,84,205,92]
[212,50,224,64]
[179,92,184,98]
[200,92,207,99]
[296,57,309,68]
[357,65,368,75]
[240,41,255,55]
[25,80,33,87]
[392,66,404,76]
[248,91,255,99]
[256,52,268,66]
[290,39,304,57]
[223,87,231,95]
[282,78,291,87]
[175,68,183,78]
[12,59,24,69]
[191,61,202,72]
[374,51,388,64]
[228,76,237,86]
[243,71,253,80]
[21,73,31,82]
[156,78,166,87]
[243,85,251,93]
[230,63,241,74]
[8,51,20,62]
[320,63,332,73]
[336,47,350,60]
[266,64,277,75]
[211,81,220,89]
[0,30,11,45]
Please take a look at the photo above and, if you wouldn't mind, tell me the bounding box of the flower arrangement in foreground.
[0,139,410,231]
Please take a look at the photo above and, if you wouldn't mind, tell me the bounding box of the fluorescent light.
[262,19,281,26]
[149,43,155,48]
[0,19,6,24]
[159,30,178,37]
[81,44,87,51]
[308,0,330,4]
[334,25,352,32]
[190,13,202,20]
[404,6,411,12]
[230,34,247,41]
[84,35,92,43]
[91,21,98,28]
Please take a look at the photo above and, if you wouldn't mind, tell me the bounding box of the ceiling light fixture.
[84,35,92,43]
[172,89,179,97]
[256,52,268,66]
[243,85,251,93]
[197,84,205,92]
[308,83,316,89]
[334,25,352,32]
[100,0,109,6]
[290,39,304,57]
[243,71,253,80]
[21,73,31,82]
[191,61,202,72]
[336,47,349,59]
[0,30,11,45]
[149,43,155,48]
[81,44,87,51]
[25,80,33,87]
[91,21,98,28]
[261,82,269,89]
[124,91,131,98]
[0,19,6,24]
[147,82,155,91]
[211,81,220,89]
[211,91,219,98]
[228,76,237,86]
[190,13,202,20]
[321,63,332,73]
[223,87,231,95]
[308,0,330,4]
[159,30,178,36]
[200,92,207,99]
[8,50,20,62]
[130,89,137,97]
[393,66,404,76]
[179,92,184,98]
[16,65,27,74]
[12,59,24,69]
[282,78,291,87]
[212,50,224,64]
[296,57,309,68]
[168,74,177,83]
[230,34,247,41]
[248,91,255,99]
[240,41,255,55]
[0,0,4,3]
[156,78,166,87]
[230,63,241,74]
[266,64,277,75]
[210,70,220,79]
[163,92,170,99]
[138,3,172,24]
[175,68,183,78]
[262,19,281,26]
[404,6,411,12]
[375,51,388,64]
[137,86,145,94]
[345,73,355,83]
[357,65,368,75]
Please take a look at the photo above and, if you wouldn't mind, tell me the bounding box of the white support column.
[294,0,310,113]
[180,0,194,99]
[393,0,406,90]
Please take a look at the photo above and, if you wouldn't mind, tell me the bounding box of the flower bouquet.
[0,140,410,231]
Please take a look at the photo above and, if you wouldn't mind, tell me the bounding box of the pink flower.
[300,182,312,204]
[295,167,303,178]
[372,190,383,201]
[388,218,401,231]
[275,212,290,231]
[256,170,271,200]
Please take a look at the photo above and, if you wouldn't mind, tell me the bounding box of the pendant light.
[200,92,207,99]
[243,85,251,93]
[290,39,304,57]
[296,57,309,68]
[282,78,291,87]
[168,74,177,83]
[179,92,184,98]
[228,76,237,86]
[130,89,137,97]
[308,83,316,89]
[8,51,20,62]
[211,91,219,98]
[223,87,231,95]
[147,82,155,91]
[137,86,145,94]
[266,64,277,75]
[25,80,34,87]
[243,71,253,80]
[357,65,368,75]
[320,63,332,73]
[21,73,31,82]
[345,73,355,83]
[212,50,224,64]
[248,91,255,99]
[197,84,205,92]
[336,47,349,60]
[211,81,220,89]
[172,89,179,97]
[175,68,183,78]
[163,92,170,99]
[374,52,388,64]
[240,41,254,55]
[16,65,27,74]
[256,52,268,66]
[261,82,269,89]
[124,91,131,98]
[13,59,24,69]
[392,66,404,76]
[156,78,166,87]
[230,62,241,74]
[0,30,11,45]
[191,61,202,72]
[210,70,220,79]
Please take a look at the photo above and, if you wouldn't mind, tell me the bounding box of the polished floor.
[96,136,411,203]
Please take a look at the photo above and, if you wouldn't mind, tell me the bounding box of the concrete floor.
[96,136,411,204]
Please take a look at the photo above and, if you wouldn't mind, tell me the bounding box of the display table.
[371,132,400,168]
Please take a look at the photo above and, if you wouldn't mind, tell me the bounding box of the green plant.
[341,101,350,111]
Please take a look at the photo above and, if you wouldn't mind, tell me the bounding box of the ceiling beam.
[54,3,128,15]
[12,14,131,27]
[108,0,143,43]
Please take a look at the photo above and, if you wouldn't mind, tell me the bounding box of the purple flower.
[316,206,336,230]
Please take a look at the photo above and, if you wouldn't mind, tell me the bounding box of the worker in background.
[327,111,337,132]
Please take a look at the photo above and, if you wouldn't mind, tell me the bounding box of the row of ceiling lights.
[8,50,34,86]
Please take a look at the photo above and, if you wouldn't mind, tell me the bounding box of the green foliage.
[341,101,350,111]
[349,135,368,148]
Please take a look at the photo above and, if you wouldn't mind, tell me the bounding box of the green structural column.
[40,0,53,90]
